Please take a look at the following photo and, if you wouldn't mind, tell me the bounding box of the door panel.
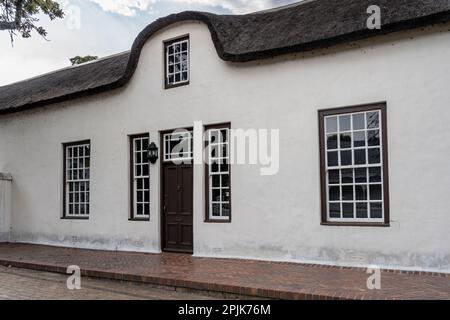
[163,164,193,253]
[180,166,193,214]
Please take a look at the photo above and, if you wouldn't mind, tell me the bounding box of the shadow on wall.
[0,173,12,242]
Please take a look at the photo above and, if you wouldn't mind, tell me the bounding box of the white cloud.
[87,0,156,16]
[87,0,297,16]
[169,0,283,14]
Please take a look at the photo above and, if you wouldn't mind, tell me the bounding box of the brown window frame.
[62,139,91,220]
[129,133,151,221]
[318,102,390,227]
[163,35,190,90]
[204,123,232,223]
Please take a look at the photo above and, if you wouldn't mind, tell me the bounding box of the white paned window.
[131,135,150,219]
[165,37,189,87]
[324,109,386,223]
[207,127,231,220]
[64,141,90,218]
[163,131,193,162]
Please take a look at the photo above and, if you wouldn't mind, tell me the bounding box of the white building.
[1,0,450,273]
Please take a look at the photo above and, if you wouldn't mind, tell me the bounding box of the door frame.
[159,127,194,253]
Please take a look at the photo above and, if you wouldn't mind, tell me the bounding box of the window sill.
[321,221,389,227]
[61,216,89,220]
[129,217,150,222]
[165,81,189,90]
[204,219,231,223]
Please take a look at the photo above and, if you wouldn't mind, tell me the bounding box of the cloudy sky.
[0,0,298,86]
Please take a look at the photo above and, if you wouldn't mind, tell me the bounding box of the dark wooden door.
[163,164,193,253]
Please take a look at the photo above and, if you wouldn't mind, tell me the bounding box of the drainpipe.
[0,173,12,243]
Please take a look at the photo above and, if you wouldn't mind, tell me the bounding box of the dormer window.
[164,36,189,89]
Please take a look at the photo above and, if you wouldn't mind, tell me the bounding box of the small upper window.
[164,36,189,88]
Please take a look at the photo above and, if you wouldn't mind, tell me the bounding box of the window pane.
[356,203,368,218]
[211,162,219,173]
[142,164,149,176]
[222,175,230,188]
[342,203,354,218]
[342,186,353,200]
[370,202,383,218]
[329,186,340,201]
[369,184,382,200]
[341,169,353,183]
[222,145,228,158]
[340,150,352,166]
[354,149,366,165]
[212,203,220,217]
[355,168,367,183]
[326,117,337,133]
[327,134,338,150]
[212,175,220,187]
[222,203,231,217]
[329,203,340,218]
[368,148,381,164]
[352,113,365,130]
[355,185,367,200]
[353,131,365,147]
[339,115,351,132]
[222,189,230,202]
[212,189,221,202]
[327,152,338,167]
[328,170,339,184]
[367,130,380,146]
[340,133,351,149]
[367,111,379,129]
[220,163,229,173]
[369,167,382,182]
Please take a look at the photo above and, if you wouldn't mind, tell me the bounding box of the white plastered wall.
[0,21,449,272]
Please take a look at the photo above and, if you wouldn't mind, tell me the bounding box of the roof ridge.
[254,0,313,14]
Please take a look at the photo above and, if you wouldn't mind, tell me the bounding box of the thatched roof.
[1,0,450,114]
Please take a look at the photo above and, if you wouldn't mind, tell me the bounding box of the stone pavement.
[0,243,448,300]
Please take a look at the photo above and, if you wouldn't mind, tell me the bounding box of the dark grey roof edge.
[2,2,450,115]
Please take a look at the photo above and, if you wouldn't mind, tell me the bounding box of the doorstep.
[0,243,448,300]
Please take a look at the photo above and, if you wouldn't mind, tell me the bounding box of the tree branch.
[0,0,25,30]
[0,21,15,30]
[14,0,24,25]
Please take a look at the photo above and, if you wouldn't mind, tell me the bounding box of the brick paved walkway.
[0,243,448,300]
[0,266,219,300]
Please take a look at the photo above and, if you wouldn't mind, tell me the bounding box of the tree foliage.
[0,0,64,43]
[70,55,98,66]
